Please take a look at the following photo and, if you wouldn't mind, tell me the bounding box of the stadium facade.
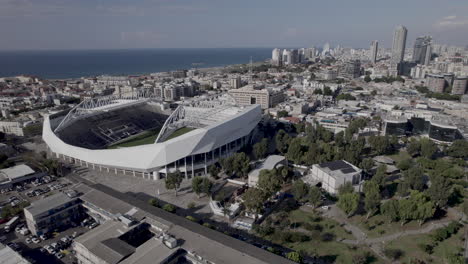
[43,94,262,180]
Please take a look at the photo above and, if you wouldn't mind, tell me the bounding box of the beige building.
[452,77,467,95]
[24,193,82,236]
[426,74,446,93]
[303,160,362,195]
[0,121,24,136]
[229,86,284,109]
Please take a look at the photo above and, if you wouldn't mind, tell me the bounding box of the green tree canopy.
[291,180,309,202]
[446,140,468,158]
[307,185,322,208]
[257,169,282,196]
[165,171,183,196]
[363,180,381,219]
[243,188,267,217]
[253,138,268,160]
[337,192,360,217]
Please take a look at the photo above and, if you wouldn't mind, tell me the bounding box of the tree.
[286,251,303,263]
[337,193,360,217]
[208,164,221,179]
[165,171,183,196]
[404,166,425,191]
[162,204,176,213]
[338,182,354,196]
[277,110,289,118]
[383,248,404,261]
[397,159,412,171]
[286,138,303,164]
[291,180,309,202]
[323,86,333,96]
[364,75,372,83]
[192,177,204,197]
[426,174,451,208]
[275,129,290,154]
[360,158,374,176]
[420,138,437,159]
[257,169,282,196]
[381,199,400,222]
[148,198,159,207]
[364,181,381,219]
[307,186,322,208]
[368,135,390,155]
[372,164,387,187]
[446,140,468,158]
[221,152,250,178]
[243,188,266,217]
[201,178,213,196]
[253,138,268,160]
[407,139,421,157]
[399,191,435,226]
[192,177,213,198]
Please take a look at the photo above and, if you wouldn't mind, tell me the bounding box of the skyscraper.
[391,26,408,63]
[271,48,282,66]
[370,40,378,64]
[412,36,432,65]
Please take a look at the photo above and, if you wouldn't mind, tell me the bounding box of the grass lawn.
[384,227,464,263]
[288,209,354,240]
[164,127,196,141]
[107,128,161,149]
[388,150,411,163]
[264,209,379,263]
[347,213,424,238]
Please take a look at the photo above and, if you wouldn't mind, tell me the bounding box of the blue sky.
[1,0,467,50]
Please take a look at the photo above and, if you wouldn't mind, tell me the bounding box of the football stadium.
[42,93,262,180]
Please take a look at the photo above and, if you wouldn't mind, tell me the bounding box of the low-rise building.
[0,121,24,136]
[303,160,362,195]
[248,155,287,187]
[229,85,285,109]
[0,164,46,189]
[24,192,83,235]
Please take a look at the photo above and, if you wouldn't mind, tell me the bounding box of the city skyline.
[0,0,468,50]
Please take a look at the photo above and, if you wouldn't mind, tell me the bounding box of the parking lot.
[0,174,88,264]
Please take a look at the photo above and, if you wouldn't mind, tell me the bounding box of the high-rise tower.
[370,40,378,64]
[391,26,408,63]
[412,36,432,65]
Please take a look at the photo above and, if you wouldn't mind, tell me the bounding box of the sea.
[0,48,273,79]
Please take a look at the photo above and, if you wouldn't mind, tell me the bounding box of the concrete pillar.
[115,168,117,174]
[122,170,126,175]
[107,167,109,172]
[192,156,194,178]
[56,153,60,159]
[204,153,207,175]
[153,171,160,180]
[184,157,188,179]
[133,171,136,177]
[92,164,95,170]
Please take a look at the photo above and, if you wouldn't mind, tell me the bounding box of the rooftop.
[318,160,361,175]
[249,155,286,180]
[0,164,35,181]
[0,244,31,264]
[24,192,76,217]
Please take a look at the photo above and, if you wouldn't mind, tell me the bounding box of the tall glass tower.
[391,26,408,63]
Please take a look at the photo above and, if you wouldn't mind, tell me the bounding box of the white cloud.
[434,15,468,30]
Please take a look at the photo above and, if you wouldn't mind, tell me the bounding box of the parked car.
[88,222,98,229]
[25,237,32,244]
[32,237,41,244]
[55,252,64,259]
[40,234,48,241]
